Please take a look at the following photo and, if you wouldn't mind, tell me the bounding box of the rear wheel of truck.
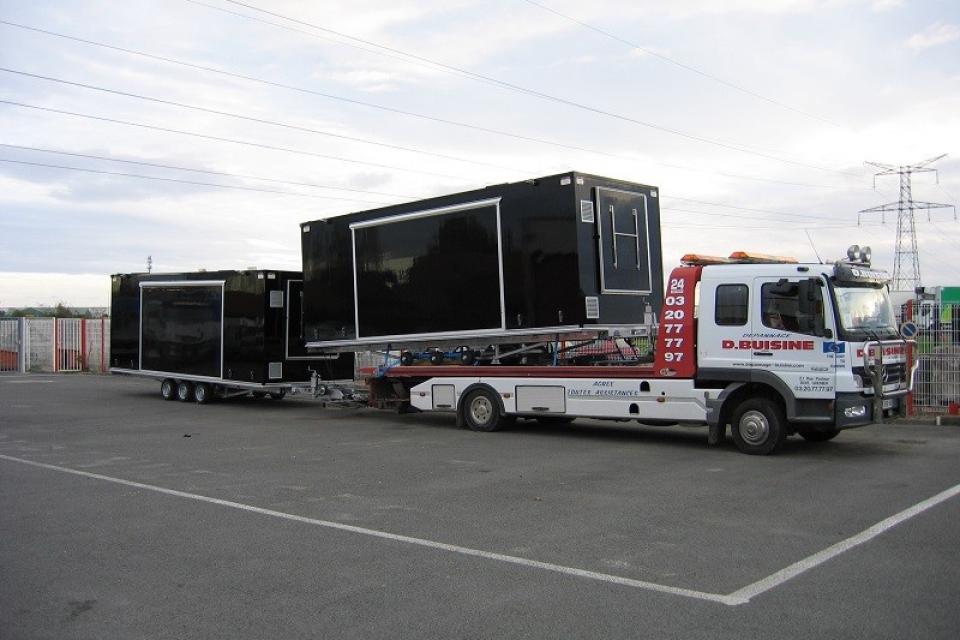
[462,388,505,432]
[798,426,840,442]
[176,381,194,403]
[194,382,213,404]
[730,397,786,455]
[160,379,177,401]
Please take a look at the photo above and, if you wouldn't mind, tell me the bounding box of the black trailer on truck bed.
[300,171,663,356]
[110,270,354,402]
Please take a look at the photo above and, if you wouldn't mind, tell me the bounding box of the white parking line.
[2,452,958,606]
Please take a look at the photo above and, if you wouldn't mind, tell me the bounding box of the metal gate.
[55,318,84,372]
[0,319,21,373]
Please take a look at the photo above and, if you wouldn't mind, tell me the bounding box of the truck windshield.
[834,286,898,339]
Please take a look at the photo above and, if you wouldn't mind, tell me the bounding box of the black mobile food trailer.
[300,171,664,358]
[110,270,353,402]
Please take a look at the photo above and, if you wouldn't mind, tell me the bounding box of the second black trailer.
[109,269,354,402]
[300,171,664,352]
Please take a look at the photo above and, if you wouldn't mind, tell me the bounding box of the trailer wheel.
[730,398,786,455]
[160,379,177,401]
[194,382,213,404]
[462,388,505,432]
[460,349,476,365]
[176,381,194,403]
[400,351,414,366]
[268,391,286,400]
[798,426,840,442]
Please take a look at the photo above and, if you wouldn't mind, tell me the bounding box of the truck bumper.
[835,393,876,429]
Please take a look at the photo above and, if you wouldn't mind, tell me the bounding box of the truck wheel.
[400,351,414,366]
[429,351,444,365]
[176,381,194,403]
[730,398,787,455]
[460,349,476,365]
[194,382,213,404]
[268,391,286,400]
[798,426,840,442]
[160,379,177,401]
[462,388,505,432]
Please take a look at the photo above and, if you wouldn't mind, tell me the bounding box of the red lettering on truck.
[722,339,815,350]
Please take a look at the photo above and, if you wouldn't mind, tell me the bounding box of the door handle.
[753,351,773,356]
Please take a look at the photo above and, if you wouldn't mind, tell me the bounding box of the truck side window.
[715,284,748,326]
[761,282,821,335]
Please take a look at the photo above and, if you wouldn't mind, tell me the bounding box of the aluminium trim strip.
[138,280,227,287]
[348,197,502,230]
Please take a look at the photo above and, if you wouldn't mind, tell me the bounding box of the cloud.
[871,0,903,11]
[905,22,960,51]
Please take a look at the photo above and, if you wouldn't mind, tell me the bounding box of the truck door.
[697,279,753,373]
[751,276,836,401]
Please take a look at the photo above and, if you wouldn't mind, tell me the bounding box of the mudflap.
[708,422,725,446]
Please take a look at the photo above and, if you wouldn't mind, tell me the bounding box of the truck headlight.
[844,405,867,418]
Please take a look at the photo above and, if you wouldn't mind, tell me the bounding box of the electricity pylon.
[858,155,955,292]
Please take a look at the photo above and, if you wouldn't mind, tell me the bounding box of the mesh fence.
[902,302,960,414]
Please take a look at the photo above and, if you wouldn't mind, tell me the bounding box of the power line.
[0,67,532,175]
[1,101,870,222]
[0,143,416,199]
[0,157,394,203]
[188,0,860,177]
[519,0,845,129]
[0,19,854,192]
[664,196,843,222]
[0,99,470,181]
[662,206,842,225]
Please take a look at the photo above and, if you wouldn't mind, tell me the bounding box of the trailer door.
[285,279,309,358]
[596,187,653,295]
[140,282,224,377]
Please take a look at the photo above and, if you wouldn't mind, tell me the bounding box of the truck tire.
[400,351,415,366]
[194,382,213,404]
[429,351,444,365]
[730,397,787,455]
[176,381,194,403]
[160,379,177,401]
[462,388,505,432]
[798,426,840,442]
[268,391,286,400]
[459,349,476,365]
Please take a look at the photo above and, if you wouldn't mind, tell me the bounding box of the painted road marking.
[2,453,958,606]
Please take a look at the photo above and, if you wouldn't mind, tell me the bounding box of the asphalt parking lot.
[2,374,959,639]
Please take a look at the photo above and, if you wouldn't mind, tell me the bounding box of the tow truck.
[378,246,915,455]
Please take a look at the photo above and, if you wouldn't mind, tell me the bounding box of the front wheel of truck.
[730,397,787,455]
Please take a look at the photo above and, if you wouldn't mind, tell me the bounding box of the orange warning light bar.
[728,251,797,264]
[680,253,734,265]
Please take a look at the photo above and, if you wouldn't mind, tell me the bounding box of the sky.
[0,0,958,307]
